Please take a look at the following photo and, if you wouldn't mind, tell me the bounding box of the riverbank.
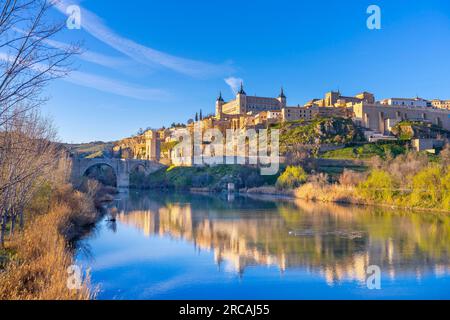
[243,183,450,213]
[130,165,279,191]
[0,183,102,300]
[129,147,450,213]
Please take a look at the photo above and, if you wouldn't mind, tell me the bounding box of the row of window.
[392,101,427,107]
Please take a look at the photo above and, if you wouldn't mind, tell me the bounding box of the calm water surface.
[76,191,450,300]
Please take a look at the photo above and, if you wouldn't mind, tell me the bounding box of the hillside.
[391,120,450,140]
[273,117,361,155]
[64,141,115,159]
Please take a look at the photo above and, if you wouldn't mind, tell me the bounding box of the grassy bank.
[0,184,98,300]
[246,181,450,213]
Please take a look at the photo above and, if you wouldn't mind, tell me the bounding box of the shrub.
[440,144,450,167]
[191,173,212,188]
[358,169,395,202]
[410,165,444,208]
[372,151,428,188]
[441,168,450,210]
[339,169,367,186]
[245,172,265,188]
[276,166,308,190]
[308,173,329,187]
[27,181,52,215]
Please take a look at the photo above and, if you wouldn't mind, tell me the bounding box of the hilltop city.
[105,84,450,165]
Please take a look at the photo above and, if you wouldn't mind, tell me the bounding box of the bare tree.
[0,108,59,245]
[0,0,78,246]
[0,0,78,125]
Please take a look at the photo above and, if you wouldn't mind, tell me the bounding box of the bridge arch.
[71,158,165,189]
[83,162,118,187]
[130,163,146,174]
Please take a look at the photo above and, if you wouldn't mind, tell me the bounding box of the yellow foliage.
[441,168,450,211]
[410,165,443,208]
[358,170,395,202]
[276,166,308,190]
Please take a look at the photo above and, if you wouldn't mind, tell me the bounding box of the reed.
[0,184,97,300]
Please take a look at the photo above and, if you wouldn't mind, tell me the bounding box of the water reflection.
[107,191,450,286]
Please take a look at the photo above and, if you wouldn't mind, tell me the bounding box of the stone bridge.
[70,158,164,188]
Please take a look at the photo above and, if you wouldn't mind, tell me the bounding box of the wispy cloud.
[0,51,169,101]
[67,71,170,101]
[42,37,131,69]
[224,77,243,95]
[13,26,131,70]
[55,0,234,78]
[79,50,130,68]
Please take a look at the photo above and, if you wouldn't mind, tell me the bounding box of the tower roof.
[217,91,224,102]
[279,87,286,99]
[238,82,246,95]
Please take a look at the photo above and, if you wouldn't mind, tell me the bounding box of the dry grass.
[246,186,294,196]
[294,182,364,204]
[0,184,97,300]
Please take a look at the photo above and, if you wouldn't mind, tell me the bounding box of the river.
[75,191,450,300]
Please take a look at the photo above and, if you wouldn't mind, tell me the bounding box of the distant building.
[216,84,287,119]
[281,106,314,122]
[381,97,429,108]
[363,130,398,143]
[412,139,445,152]
[306,91,375,108]
[312,106,350,118]
[113,129,160,161]
[353,102,450,134]
[431,99,450,110]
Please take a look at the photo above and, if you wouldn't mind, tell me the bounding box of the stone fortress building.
[216,83,286,119]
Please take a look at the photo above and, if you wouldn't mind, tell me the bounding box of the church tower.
[215,92,224,120]
[236,82,247,114]
[277,87,287,108]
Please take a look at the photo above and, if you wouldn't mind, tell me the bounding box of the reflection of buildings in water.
[113,195,450,284]
[321,253,368,285]
[117,204,284,274]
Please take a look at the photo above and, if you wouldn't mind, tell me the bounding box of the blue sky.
[44,0,450,143]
